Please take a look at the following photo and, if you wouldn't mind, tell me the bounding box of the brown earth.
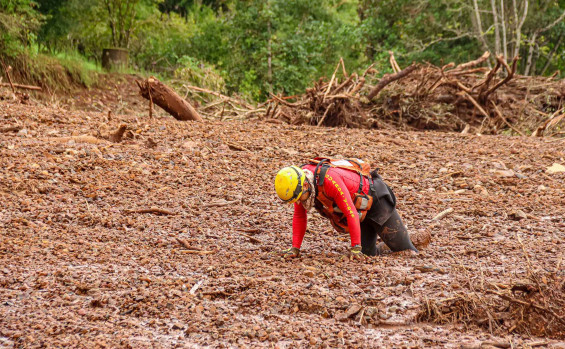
[0,80,564,348]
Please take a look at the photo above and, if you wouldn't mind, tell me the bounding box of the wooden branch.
[317,102,335,126]
[203,200,240,208]
[432,208,453,221]
[126,207,176,215]
[491,102,526,136]
[323,60,341,101]
[176,238,194,249]
[482,56,519,100]
[340,57,348,78]
[0,60,15,93]
[362,63,376,77]
[368,64,418,100]
[45,135,107,144]
[532,107,565,137]
[268,93,308,107]
[225,142,249,151]
[388,51,401,73]
[476,59,502,95]
[332,73,356,95]
[0,82,41,91]
[460,91,490,118]
[137,78,203,121]
[0,126,23,133]
[184,84,253,110]
[447,67,489,76]
[148,87,154,119]
[235,231,262,244]
[349,77,365,95]
[180,249,216,255]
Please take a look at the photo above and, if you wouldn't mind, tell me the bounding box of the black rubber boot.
[377,210,418,253]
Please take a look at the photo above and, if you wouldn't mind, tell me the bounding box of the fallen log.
[0,82,42,91]
[367,64,418,100]
[137,77,202,121]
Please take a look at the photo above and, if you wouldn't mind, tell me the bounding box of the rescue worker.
[274,158,417,259]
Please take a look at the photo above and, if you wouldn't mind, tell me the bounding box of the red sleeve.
[292,202,307,249]
[322,172,361,247]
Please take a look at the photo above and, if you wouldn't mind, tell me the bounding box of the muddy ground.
[0,81,564,348]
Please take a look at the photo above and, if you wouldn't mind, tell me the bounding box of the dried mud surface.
[1,87,564,348]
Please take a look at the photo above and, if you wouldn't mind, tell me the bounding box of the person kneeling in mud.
[274,158,417,259]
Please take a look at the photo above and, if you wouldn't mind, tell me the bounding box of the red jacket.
[292,164,371,248]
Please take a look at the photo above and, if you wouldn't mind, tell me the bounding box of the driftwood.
[367,64,418,100]
[137,77,202,121]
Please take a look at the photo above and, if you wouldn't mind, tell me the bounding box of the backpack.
[308,157,372,177]
[307,157,376,232]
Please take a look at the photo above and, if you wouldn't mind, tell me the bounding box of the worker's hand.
[280,247,300,259]
[348,245,365,261]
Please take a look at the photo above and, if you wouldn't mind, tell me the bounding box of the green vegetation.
[1,0,564,97]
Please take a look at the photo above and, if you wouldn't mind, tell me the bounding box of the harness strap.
[313,159,330,199]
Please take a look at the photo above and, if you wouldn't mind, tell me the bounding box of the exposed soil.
[0,80,564,348]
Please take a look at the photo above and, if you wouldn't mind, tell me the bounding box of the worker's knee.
[361,244,377,256]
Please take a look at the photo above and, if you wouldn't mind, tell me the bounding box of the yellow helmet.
[275,166,305,203]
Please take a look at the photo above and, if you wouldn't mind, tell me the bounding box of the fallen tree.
[136,77,202,121]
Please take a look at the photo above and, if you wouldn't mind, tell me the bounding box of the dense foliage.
[1,0,564,98]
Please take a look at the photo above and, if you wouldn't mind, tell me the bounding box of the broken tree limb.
[317,102,335,126]
[235,231,263,244]
[184,84,253,110]
[460,91,490,118]
[432,208,454,221]
[180,249,216,255]
[125,207,176,215]
[367,64,418,100]
[349,77,365,95]
[388,51,401,73]
[203,199,240,208]
[451,51,490,71]
[45,135,107,144]
[0,60,15,93]
[532,107,565,137]
[481,56,519,101]
[137,77,203,121]
[323,60,342,101]
[0,82,42,91]
[491,102,526,137]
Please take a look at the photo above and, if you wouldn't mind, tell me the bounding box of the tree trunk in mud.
[137,77,203,122]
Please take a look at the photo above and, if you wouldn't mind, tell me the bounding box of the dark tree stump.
[102,48,129,70]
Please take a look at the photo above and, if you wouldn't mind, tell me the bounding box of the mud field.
[0,84,564,348]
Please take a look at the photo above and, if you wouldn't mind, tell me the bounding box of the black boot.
[377,210,418,253]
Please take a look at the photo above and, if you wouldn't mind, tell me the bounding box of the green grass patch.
[4,49,102,91]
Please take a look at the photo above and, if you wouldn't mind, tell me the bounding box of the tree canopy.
[1,0,564,99]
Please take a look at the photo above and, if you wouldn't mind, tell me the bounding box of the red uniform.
[292,164,371,249]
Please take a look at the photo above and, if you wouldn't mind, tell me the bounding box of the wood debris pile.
[418,265,565,339]
[261,52,565,136]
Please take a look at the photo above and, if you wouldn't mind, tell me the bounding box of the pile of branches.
[261,52,565,136]
[417,262,565,339]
